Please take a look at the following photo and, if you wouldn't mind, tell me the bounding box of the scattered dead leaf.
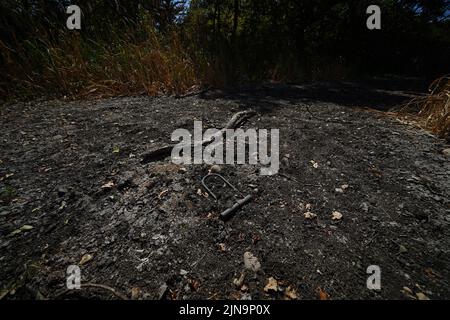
[285,286,299,300]
[331,211,343,220]
[424,268,441,279]
[101,181,115,189]
[79,253,93,266]
[401,287,415,299]
[304,211,317,219]
[251,233,261,244]
[169,289,178,300]
[197,189,209,198]
[310,160,319,169]
[229,291,242,300]
[318,287,330,300]
[218,243,227,252]
[188,278,201,292]
[264,277,279,293]
[416,292,430,300]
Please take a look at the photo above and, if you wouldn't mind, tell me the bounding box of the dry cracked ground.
[1,82,450,300]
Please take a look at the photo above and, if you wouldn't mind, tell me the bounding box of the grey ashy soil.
[1,81,449,300]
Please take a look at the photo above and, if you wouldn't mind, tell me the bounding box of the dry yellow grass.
[0,27,201,100]
[398,75,450,140]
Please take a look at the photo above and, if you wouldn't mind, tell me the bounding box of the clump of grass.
[398,75,450,140]
[0,25,202,100]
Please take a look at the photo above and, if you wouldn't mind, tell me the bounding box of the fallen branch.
[141,110,256,164]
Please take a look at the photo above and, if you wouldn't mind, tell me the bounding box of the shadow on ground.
[199,79,426,113]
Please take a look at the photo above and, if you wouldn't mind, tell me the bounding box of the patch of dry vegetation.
[398,75,450,140]
[0,27,200,99]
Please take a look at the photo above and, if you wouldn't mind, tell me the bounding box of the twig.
[141,110,257,164]
[53,283,129,300]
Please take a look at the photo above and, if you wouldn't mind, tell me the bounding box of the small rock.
[243,252,261,272]
[335,188,344,193]
[209,165,222,174]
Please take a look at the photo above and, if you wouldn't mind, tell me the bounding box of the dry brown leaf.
[188,278,201,291]
[285,286,299,300]
[264,277,279,293]
[218,243,227,252]
[424,268,440,279]
[318,287,330,300]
